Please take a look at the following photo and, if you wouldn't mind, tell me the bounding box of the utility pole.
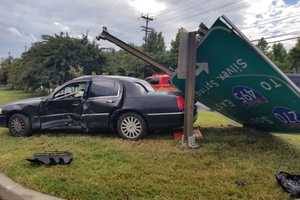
[140,14,154,49]
[7,51,12,64]
[140,14,154,77]
[85,30,89,38]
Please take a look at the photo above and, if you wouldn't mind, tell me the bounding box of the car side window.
[54,82,87,99]
[89,80,119,97]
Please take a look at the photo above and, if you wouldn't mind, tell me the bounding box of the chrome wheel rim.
[120,116,142,139]
[11,117,25,134]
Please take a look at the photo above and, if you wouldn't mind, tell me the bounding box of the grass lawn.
[0,88,33,105]
[0,89,300,199]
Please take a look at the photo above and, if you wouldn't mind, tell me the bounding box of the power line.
[154,0,299,41]
[247,26,300,41]
[242,14,300,30]
[251,30,300,42]
[155,0,235,18]
[158,0,245,23]
[251,35,300,44]
[148,0,299,48]
[267,36,300,44]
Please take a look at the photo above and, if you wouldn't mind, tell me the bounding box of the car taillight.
[176,96,185,111]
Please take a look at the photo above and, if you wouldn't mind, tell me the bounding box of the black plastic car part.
[276,171,300,198]
[26,151,73,165]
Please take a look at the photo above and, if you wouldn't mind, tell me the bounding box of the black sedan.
[0,75,184,140]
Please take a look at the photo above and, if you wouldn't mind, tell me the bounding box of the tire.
[117,112,147,140]
[8,113,32,137]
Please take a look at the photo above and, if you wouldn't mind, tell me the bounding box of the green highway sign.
[172,16,300,133]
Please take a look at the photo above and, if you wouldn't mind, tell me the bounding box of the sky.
[0,0,299,59]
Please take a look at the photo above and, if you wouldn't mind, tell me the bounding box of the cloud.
[0,0,299,58]
[29,34,37,42]
[128,0,167,14]
[151,0,300,50]
[53,21,70,32]
[7,27,23,38]
[240,0,300,50]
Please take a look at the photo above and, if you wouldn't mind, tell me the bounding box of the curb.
[0,173,64,200]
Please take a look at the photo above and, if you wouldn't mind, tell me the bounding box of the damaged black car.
[0,75,184,140]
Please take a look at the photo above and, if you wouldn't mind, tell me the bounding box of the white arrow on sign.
[196,62,209,75]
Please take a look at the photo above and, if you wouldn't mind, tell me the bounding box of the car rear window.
[135,83,148,94]
[137,81,155,93]
[89,80,119,97]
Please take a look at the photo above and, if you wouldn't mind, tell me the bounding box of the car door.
[83,78,123,129]
[40,81,89,130]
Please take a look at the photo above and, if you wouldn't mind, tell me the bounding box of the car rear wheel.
[117,112,147,140]
[8,114,32,137]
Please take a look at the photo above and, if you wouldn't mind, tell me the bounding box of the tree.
[272,43,287,62]
[256,38,270,55]
[19,32,105,91]
[103,48,145,78]
[270,43,289,72]
[0,56,13,85]
[6,58,25,89]
[0,66,6,85]
[143,31,166,54]
[141,30,168,77]
[289,39,300,73]
[168,28,184,69]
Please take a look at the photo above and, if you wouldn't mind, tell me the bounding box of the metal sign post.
[178,31,199,148]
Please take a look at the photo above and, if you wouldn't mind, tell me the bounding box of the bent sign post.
[172,16,300,133]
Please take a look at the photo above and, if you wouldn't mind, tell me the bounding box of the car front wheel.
[8,114,32,137]
[117,112,147,140]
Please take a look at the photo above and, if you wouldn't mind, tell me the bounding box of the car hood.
[1,96,46,108]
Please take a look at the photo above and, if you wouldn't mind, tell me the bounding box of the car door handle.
[105,100,115,103]
[72,103,80,106]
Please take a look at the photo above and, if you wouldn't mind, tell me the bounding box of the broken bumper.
[146,112,184,129]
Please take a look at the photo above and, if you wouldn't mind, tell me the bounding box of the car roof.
[72,75,144,83]
[286,74,300,77]
[53,75,155,95]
